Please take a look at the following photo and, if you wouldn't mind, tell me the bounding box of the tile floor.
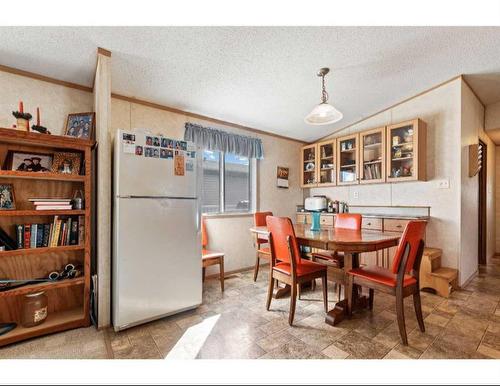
[1,256,500,359]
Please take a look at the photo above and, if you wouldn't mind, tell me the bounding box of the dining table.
[249,223,401,326]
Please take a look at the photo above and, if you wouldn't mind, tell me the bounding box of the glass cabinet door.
[301,144,317,187]
[317,139,336,185]
[386,119,426,182]
[336,134,359,185]
[360,127,385,183]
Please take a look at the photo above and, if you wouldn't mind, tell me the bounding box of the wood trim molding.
[111,93,307,144]
[314,74,463,143]
[97,47,112,57]
[0,63,93,93]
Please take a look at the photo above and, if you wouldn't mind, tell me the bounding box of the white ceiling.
[1,27,500,142]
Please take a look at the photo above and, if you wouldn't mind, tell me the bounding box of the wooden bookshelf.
[360,126,386,184]
[0,128,93,347]
[336,133,359,185]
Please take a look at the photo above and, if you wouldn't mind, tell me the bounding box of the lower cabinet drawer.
[362,217,383,231]
[384,219,409,232]
[296,213,312,224]
[320,215,334,226]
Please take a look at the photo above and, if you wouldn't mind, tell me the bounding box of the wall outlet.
[353,190,359,199]
[438,179,450,189]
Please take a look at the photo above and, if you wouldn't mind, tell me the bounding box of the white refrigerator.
[112,129,202,331]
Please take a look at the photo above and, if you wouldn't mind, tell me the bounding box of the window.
[202,150,253,214]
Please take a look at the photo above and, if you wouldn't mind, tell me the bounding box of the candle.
[19,101,23,113]
[37,107,40,126]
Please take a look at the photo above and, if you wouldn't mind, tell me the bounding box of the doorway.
[478,139,487,265]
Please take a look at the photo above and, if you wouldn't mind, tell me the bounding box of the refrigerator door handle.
[196,198,202,233]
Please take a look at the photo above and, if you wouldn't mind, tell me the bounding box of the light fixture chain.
[321,74,329,103]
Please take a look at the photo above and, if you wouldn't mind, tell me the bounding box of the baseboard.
[459,270,478,289]
[205,263,268,279]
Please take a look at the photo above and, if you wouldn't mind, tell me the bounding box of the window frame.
[202,150,256,216]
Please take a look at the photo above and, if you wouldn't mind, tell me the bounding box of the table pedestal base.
[325,286,368,326]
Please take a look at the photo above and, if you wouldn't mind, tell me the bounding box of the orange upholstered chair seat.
[348,266,417,287]
[274,260,327,277]
[202,249,224,260]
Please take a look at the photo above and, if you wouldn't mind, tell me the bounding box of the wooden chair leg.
[395,289,408,345]
[202,267,206,283]
[311,279,316,291]
[338,284,342,301]
[297,283,302,300]
[368,288,374,310]
[266,272,275,310]
[253,253,260,282]
[413,291,425,333]
[219,257,224,292]
[321,274,328,312]
[289,282,297,326]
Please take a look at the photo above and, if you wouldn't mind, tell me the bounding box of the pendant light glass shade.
[304,102,343,125]
[305,67,343,126]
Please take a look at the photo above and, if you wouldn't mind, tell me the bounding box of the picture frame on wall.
[3,150,53,172]
[277,166,289,189]
[51,152,82,175]
[64,112,95,140]
[0,183,16,210]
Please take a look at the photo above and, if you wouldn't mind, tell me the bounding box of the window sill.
[202,212,254,219]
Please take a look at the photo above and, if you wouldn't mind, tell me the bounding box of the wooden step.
[423,247,442,259]
[430,267,458,281]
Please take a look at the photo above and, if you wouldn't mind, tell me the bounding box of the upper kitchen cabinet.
[336,133,359,185]
[301,143,318,187]
[360,127,386,184]
[317,139,336,186]
[386,119,427,182]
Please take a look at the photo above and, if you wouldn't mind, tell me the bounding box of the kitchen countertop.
[296,211,430,220]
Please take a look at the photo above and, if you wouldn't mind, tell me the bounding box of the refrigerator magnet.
[135,146,143,156]
[160,149,169,159]
[146,136,153,146]
[186,159,194,172]
[166,149,173,158]
[123,143,135,154]
[153,137,160,147]
[174,154,185,176]
[122,133,135,142]
[161,138,168,148]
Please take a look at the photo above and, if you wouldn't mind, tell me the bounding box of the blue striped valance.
[184,122,264,159]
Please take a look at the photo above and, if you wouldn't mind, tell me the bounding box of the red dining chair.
[266,216,328,326]
[201,216,225,292]
[311,213,362,299]
[347,220,427,345]
[252,211,273,281]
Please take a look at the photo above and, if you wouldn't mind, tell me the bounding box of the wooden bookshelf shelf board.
[391,157,414,161]
[363,142,382,149]
[0,127,94,150]
[340,164,356,168]
[0,245,84,257]
[0,210,85,217]
[364,160,382,165]
[391,141,413,147]
[0,170,86,182]
[0,277,84,298]
[0,308,85,347]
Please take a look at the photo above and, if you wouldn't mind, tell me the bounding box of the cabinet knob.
[396,224,402,228]
[367,222,372,226]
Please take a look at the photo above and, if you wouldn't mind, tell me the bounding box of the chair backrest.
[391,220,427,274]
[201,216,208,248]
[254,211,273,226]
[266,216,301,268]
[335,213,362,230]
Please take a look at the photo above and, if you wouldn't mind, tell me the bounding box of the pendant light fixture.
[304,67,343,125]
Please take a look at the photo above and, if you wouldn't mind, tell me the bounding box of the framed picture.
[277,166,289,189]
[51,152,82,175]
[64,112,95,140]
[4,151,53,172]
[0,184,15,210]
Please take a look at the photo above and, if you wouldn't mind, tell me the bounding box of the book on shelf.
[28,198,73,211]
[13,216,83,250]
[364,163,381,180]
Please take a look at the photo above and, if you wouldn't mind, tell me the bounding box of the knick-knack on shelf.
[12,101,32,131]
[31,107,51,134]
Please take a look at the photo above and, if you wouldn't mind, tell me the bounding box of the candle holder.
[31,107,51,134]
[12,101,32,132]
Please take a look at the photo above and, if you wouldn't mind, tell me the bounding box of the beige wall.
[110,98,304,276]
[311,78,464,278]
[0,71,92,134]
